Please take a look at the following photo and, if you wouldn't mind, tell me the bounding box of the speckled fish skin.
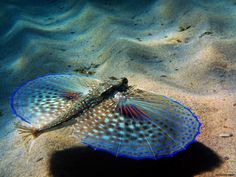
[38,77,129,133]
[41,77,129,131]
[11,74,128,134]
[73,87,201,160]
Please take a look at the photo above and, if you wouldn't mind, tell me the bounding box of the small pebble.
[176,39,182,43]
[36,157,43,162]
[219,133,233,138]
[179,25,191,32]
[73,69,80,72]
[199,31,213,38]
[136,38,142,41]
[160,75,167,77]
[223,156,229,161]
[233,103,236,106]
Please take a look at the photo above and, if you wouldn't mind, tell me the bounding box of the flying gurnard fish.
[11,74,201,160]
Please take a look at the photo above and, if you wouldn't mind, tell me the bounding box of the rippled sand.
[0,0,235,176]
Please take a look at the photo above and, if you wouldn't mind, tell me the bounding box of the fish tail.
[14,122,39,152]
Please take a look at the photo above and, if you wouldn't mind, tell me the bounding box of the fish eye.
[122,78,128,84]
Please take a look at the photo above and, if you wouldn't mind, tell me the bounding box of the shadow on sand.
[50,142,222,177]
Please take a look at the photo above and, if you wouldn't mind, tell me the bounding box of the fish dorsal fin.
[11,74,100,129]
[73,89,201,159]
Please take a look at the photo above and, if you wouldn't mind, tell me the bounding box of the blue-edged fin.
[73,89,201,160]
[11,74,100,129]
[11,74,100,149]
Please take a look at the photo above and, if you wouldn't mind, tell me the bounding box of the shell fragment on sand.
[219,133,233,138]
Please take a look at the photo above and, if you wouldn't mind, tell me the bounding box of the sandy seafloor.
[0,0,236,176]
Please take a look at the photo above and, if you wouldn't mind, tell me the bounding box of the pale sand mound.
[0,0,235,176]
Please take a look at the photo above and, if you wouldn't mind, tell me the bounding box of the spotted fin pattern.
[73,89,201,159]
[11,74,100,129]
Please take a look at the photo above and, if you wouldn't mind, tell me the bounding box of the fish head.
[107,76,128,91]
[99,77,129,98]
